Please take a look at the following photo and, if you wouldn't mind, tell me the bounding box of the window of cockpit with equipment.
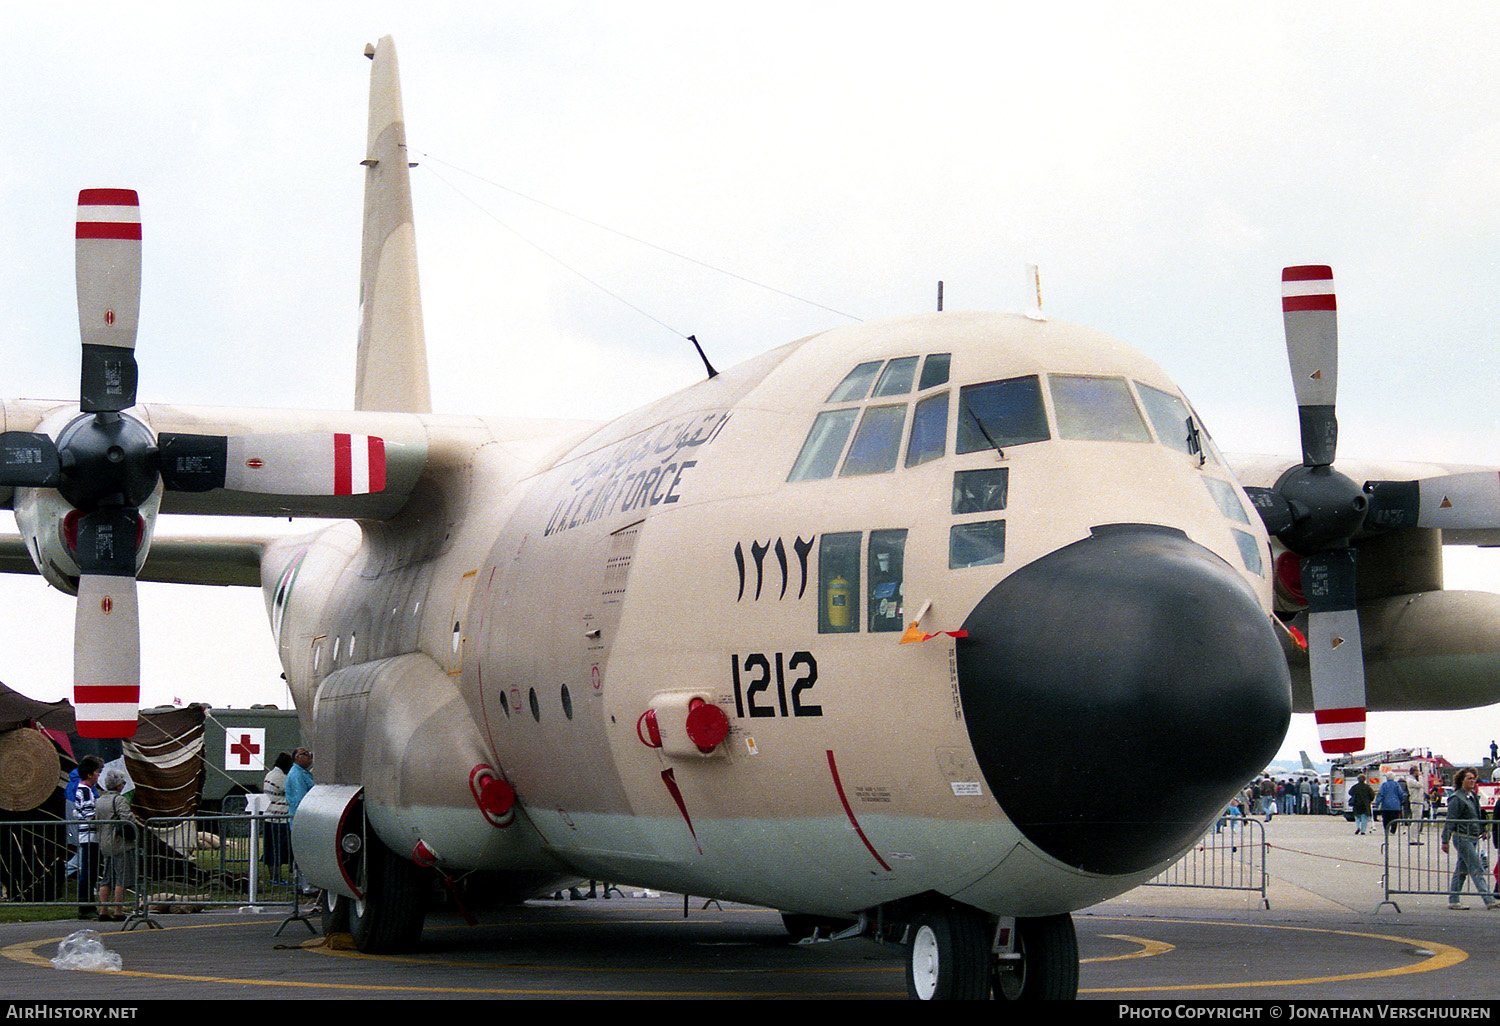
[788,353,952,482]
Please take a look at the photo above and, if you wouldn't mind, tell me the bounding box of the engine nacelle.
[11,407,161,595]
[290,783,367,901]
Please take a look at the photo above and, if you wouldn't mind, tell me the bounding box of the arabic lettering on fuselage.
[543,412,731,537]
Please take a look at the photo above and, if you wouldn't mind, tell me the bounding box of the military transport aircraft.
[4,37,1500,1001]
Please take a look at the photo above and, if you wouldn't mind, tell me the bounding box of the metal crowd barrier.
[1142,816,1270,908]
[1379,817,1497,912]
[0,812,301,925]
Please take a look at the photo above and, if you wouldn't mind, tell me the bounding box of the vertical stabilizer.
[355,37,431,413]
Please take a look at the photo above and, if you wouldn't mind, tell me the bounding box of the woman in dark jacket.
[1440,768,1499,910]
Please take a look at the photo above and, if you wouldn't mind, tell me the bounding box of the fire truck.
[1328,748,1447,818]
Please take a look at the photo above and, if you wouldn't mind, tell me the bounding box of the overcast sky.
[3,2,1500,767]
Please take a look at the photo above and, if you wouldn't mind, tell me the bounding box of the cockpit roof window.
[827,361,883,403]
[872,356,920,398]
[1050,374,1151,442]
[956,376,1050,453]
[918,353,951,391]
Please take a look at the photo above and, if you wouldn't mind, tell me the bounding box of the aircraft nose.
[954,524,1291,876]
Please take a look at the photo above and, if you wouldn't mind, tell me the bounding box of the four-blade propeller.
[1247,266,1500,754]
[0,190,387,738]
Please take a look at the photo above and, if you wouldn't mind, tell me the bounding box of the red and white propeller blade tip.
[1281,265,1339,409]
[73,575,141,739]
[1307,605,1366,755]
[75,189,142,351]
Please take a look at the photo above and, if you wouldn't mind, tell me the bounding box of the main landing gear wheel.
[348,836,428,954]
[319,889,349,936]
[905,901,991,1000]
[994,913,1079,1001]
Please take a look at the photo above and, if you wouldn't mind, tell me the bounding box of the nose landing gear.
[904,899,1079,1001]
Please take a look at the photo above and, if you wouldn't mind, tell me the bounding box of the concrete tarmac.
[0,816,1495,1002]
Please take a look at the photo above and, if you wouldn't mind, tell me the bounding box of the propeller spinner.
[1248,266,1500,754]
[0,190,389,738]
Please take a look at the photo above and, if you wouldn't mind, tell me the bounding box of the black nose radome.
[955,524,1291,876]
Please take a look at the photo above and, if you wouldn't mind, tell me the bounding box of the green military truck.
[138,704,303,812]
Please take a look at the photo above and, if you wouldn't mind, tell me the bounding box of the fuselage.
[268,310,1292,917]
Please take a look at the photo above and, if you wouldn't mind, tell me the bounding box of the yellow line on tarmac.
[1088,935,1176,962]
[1081,917,1466,993]
[1,922,898,998]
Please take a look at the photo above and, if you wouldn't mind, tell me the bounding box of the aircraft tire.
[319,890,349,936]
[994,913,1079,1001]
[904,901,991,1000]
[348,837,428,954]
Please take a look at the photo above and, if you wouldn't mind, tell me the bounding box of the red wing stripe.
[333,433,352,495]
[368,436,386,492]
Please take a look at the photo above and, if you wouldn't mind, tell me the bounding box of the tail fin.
[355,37,431,414]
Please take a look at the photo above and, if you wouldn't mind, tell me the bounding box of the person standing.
[262,753,293,883]
[285,748,315,895]
[1491,790,1500,898]
[1348,775,1375,835]
[95,770,139,922]
[1406,768,1427,845]
[74,757,103,920]
[1374,774,1404,835]
[1440,767,1500,910]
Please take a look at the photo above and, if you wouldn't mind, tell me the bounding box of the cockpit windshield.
[1049,375,1151,442]
[956,376,1049,453]
[793,356,1227,483]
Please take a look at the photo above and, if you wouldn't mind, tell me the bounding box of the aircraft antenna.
[688,335,719,380]
[937,281,944,311]
[1025,264,1045,321]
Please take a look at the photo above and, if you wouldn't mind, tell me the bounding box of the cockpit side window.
[1188,403,1226,467]
[827,361,883,403]
[841,404,908,477]
[956,376,1049,453]
[1136,382,1224,466]
[1136,382,1196,455]
[905,391,949,467]
[1049,375,1151,442]
[788,408,859,481]
[793,353,957,482]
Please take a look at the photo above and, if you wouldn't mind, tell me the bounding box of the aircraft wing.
[0,532,263,586]
[0,399,433,520]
